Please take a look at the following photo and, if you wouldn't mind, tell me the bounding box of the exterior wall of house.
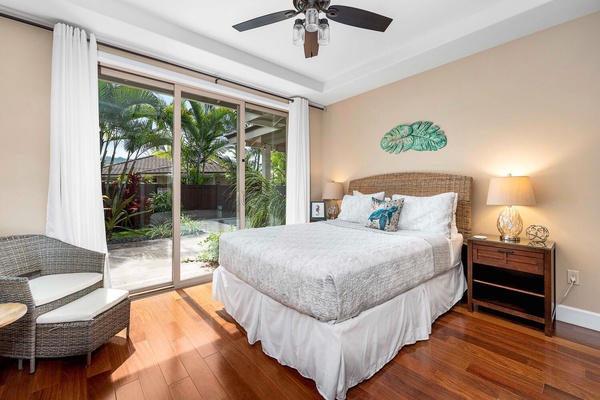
[318,12,600,314]
[0,17,52,235]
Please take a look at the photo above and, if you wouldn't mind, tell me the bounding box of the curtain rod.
[0,12,326,111]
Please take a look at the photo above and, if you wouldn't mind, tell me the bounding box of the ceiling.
[2,0,600,105]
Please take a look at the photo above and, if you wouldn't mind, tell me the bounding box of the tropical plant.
[244,166,286,228]
[99,81,172,207]
[195,232,222,266]
[121,173,151,224]
[194,227,234,266]
[380,121,447,154]
[219,151,286,228]
[150,189,174,213]
[270,151,286,185]
[179,100,237,184]
[103,194,150,240]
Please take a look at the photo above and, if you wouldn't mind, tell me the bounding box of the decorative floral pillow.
[366,198,404,232]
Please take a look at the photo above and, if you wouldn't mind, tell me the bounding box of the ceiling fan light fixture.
[305,8,319,32]
[318,18,330,45]
[233,1,393,59]
[292,19,305,46]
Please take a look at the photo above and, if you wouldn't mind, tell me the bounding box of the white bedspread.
[219,220,452,322]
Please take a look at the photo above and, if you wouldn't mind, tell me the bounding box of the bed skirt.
[212,265,466,400]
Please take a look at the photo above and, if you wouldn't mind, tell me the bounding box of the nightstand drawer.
[472,245,544,275]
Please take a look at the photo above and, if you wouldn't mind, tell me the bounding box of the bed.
[212,172,473,399]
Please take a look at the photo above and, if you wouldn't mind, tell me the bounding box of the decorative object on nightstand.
[467,235,556,336]
[486,174,536,242]
[526,225,549,243]
[310,200,326,221]
[322,182,344,220]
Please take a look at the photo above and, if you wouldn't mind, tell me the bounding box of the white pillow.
[391,192,456,238]
[338,194,376,225]
[352,190,385,201]
[451,193,459,235]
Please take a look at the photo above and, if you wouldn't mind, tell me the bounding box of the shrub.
[195,232,222,266]
[195,227,233,266]
[146,214,204,239]
[150,189,174,213]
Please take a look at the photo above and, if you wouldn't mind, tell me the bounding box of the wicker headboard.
[348,172,473,238]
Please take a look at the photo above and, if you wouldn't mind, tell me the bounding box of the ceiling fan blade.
[304,31,319,58]
[233,10,298,32]
[327,5,392,32]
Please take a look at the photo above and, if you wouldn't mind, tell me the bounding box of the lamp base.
[497,206,523,242]
[327,202,338,220]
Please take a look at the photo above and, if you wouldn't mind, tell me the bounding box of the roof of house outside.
[102,155,225,176]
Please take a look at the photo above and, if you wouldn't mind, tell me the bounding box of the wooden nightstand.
[467,235,556,336]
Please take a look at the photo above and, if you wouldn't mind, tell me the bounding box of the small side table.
[0,303,27,328]
[467,235,555,336]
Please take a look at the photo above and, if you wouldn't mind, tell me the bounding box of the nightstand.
[467,235,556,336]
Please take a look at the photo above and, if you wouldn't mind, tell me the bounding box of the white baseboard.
[556,305,600,332]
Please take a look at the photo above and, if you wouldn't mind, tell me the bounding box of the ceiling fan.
[233,0,393,59]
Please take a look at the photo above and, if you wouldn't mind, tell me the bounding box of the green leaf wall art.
[380,121,447,154]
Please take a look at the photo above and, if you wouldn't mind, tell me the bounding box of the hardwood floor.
[1,283,600,399]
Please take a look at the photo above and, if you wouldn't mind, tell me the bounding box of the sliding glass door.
[98,68,287,292]
[99,74,175,291]
[176,90,241,284]
[244,105,288,228]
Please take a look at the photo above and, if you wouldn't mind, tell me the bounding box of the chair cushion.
[37,288,129,324]
[28,273,103,307]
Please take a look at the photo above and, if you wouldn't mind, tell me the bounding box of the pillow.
[366,198,404,232]
[338,194,376,225]
[352,190,385,201]
[391,192,456,238]
[451,193,459,235]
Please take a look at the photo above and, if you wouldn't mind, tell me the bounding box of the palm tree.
[98,81,172,234]
[180,101,237,185]
[220,150,286,228]
[99,81,171,192]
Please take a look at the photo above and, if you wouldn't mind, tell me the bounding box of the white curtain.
[286,97,310,225]
[46,23,110,286]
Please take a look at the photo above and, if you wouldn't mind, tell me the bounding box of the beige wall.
[0,18,52,235]
[319,12,600,313]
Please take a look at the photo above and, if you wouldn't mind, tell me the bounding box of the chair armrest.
[39,238,105,276]
[0,276,36,309]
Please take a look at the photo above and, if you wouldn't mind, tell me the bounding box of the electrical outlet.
[567,269,580,285]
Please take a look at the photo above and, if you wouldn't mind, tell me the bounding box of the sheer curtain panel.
[286,97,310,225]
[46,23,110,285]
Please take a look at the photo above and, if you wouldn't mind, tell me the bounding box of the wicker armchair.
[0,235,105,373]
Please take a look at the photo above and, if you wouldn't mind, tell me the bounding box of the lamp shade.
[323,182,344,200]
[486,175,536,206]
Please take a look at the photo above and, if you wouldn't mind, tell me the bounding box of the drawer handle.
[498,249,514,254]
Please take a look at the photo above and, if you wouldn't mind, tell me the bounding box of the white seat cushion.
[28,273,103,307]
[37,288,129,324]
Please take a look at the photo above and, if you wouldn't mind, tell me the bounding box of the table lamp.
[486,174,536,242]
[322,182,344,220]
